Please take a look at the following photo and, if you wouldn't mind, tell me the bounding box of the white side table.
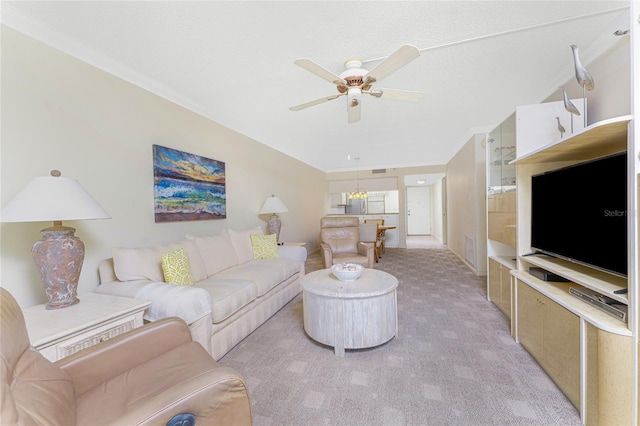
[23,292,150,362]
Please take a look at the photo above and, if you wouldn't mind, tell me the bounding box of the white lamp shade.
[1,174,110,223]
[259,196,288,215]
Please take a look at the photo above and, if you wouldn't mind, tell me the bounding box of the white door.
[407,186,431,235]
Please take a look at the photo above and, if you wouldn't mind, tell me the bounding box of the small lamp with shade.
[1,170,110,309]
[259,195,288,242]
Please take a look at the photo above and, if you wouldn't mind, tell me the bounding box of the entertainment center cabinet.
[486,113,517,330]
[488,257,514,324]
[511,116,634,425]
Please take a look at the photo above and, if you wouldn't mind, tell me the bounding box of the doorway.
[407,186,431,235]
[404,173,446,246]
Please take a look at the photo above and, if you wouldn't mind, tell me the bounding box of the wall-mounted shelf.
[511,115,631,165]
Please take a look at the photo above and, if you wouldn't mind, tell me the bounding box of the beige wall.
[446,134,487,275]
[430,177,444,243]
[544,36,630,122]
[0,27,326,307]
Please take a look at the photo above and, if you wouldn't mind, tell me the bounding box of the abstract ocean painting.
[153,145,226,222]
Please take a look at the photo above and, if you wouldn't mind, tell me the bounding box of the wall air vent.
[371,169,387,174]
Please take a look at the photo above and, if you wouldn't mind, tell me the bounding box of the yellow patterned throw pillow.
[250,234,279,259]
[161,247,194,286]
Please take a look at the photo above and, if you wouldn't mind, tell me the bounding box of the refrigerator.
[345,198,366,214]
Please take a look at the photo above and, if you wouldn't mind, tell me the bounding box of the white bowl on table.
[331,263,364,281]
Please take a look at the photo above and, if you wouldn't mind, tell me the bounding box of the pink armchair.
[0,288,252,426]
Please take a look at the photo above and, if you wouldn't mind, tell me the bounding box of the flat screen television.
[530,152,627,277]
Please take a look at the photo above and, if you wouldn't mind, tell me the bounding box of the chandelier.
[348,157,368,199]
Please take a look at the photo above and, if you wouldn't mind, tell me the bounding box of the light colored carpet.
[406,236,447,249]
[219,248,581,425]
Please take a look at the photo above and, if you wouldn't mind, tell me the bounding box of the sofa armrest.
[320,242,333,268]
[98,258,117,283]
[277,245,307,262]
[60,319,252,425]
[357,242,375,268]
[57,318,193,396]
[135,282,212,324]
[108,365,252,426]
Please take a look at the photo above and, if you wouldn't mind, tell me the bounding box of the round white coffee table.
[301,268,398,356]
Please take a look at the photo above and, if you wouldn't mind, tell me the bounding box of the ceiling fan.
[289,44,424,123]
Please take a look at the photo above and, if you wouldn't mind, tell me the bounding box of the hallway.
[405,235,447,249]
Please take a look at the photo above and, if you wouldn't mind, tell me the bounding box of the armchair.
[0,288,252,426]
[320,216,375,269]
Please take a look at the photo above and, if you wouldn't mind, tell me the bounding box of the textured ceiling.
[1,1,630,172]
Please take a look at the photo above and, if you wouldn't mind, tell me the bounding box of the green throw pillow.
[161,247,194,286]
[251,234,279,259]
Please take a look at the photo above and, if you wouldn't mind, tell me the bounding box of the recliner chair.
[320,216,375,269]
[0,288,252,426]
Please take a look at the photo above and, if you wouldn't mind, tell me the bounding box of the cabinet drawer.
[36,312,144,361]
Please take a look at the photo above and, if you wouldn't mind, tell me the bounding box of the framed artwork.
[153,144,226,222]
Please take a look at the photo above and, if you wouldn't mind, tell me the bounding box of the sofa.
[96,227,307,360]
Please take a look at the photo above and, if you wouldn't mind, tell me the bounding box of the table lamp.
[259,195,288,241]
[1,170,110,309]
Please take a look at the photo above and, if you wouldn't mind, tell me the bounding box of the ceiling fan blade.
[294,58,347,86]
[289,94,341,111]
[364,44,420,83]
[368,88,424,102]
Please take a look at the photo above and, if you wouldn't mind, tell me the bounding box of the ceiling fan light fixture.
[347,87,361,106]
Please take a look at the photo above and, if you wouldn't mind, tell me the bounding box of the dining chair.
[359,223,382,262]
[364,219,386,255]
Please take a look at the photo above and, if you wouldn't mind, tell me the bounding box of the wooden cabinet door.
[542,297,581,410]
[488,259,502,306]
[500,266,512,320]
[487,192,516,247]
[516,281,543,363]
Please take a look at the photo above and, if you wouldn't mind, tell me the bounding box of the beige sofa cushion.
[198,279,256,323]
[213,257,301,297]
[228,227,263,264]
[186,232,239,276]
[113,240,207,283]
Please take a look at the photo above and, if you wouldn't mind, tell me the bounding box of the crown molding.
[1,4,212,121]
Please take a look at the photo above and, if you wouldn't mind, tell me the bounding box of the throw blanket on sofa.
[135,282,212,324]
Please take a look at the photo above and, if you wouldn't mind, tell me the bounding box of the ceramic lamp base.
[267,214,281,241]
[32,225,83,309]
